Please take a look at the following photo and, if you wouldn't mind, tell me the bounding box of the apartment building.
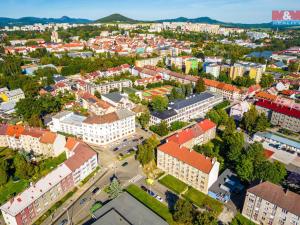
[64,140,98,184]
[150,92,223,125]
[204,78,243,101]
[82,109,135,146]
[204,63,221,78]
[167,119,216,149]
[86,80,133,95]
[255,100,300,132]
[230,62,266,83]
[0,164,74,225]
[135,57,162,67]
[49,111,86,136]
[0,125,66,157]
[0,88,25,103]
[157,141,219,194]
[242,181,300,225]
[0,140,98,225]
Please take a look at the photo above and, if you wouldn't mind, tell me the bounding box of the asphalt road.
[52,144,144,225]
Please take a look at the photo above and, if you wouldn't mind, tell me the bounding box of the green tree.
[206,109,221,125]
[136,136,159,166]
[225,132,245,163]
[223,117,236,137]
[138,112,150,129]
[94,90,102,99]
[236,157,254,182]
[151,96,169,112]
[128,93,141,104]
[194,212,218,225]
[0,167,8,186]
[169,87,185,101]
[13,154,35,179]
[194,77,206,93]
[108,178,123,199]
[173,199,194,225]
[260,74,274,88]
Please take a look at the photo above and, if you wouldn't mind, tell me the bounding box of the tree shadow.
[165,190,179,213]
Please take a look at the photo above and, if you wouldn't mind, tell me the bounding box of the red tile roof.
[6,125,25,138]
[23,127,46,138]
[64,143,97,171]
[256,100,300,119]
[203,79,241,93]
[167,119,216,145]
[255,91,277,101]
[40,131,57,144]
[264,149,274,159]
[65,137,79,151]
[158,141,214,174]
[197,119,216,132]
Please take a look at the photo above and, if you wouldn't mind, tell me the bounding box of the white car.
[156,195,163,202]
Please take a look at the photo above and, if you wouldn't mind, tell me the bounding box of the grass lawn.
[126,184,175,225]
[159,175,188,194]
[37,152,67,178]
[231,213,256,225]
[184,187,223,216]
[0,179,29,204]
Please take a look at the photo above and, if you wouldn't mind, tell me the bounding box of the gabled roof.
[40,131,57,144]
[64,143,96,171]
[255,100,300,119]
[247,181,300,216]
[65,137,79,151]
[158,141,214,174]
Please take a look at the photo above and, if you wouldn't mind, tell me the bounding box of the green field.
[184,187,223,216]
[0,180,30,204]
[230,213,256,225]
[159,175,188,194]
[126,184,175,225]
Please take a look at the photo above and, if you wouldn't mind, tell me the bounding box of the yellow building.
[249,67,263,83]
[229,65,244,80]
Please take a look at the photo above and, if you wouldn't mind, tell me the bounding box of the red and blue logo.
[272,10,300,25]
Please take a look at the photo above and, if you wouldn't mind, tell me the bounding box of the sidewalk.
[41,168,108,225]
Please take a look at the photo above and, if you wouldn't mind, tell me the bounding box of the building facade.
[242,181,300,225]
[157,141,219,194]
[150,92,223,125]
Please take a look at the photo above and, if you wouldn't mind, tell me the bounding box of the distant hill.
[95,13,138,23]
[156,16,274,28]
[0,16,92,27]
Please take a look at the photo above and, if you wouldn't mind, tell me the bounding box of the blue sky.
[2,0,300,23]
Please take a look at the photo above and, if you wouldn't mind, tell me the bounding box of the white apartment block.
[205,63,221,78]
[82,109,136,146]
[150,92,223,125]
[242,181,300,225]
[86,80,133,95]
[157,141,219,194]
[49,111,86,136]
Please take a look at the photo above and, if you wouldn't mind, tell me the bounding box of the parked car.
[113,147,119,151]
[148,190,156,197]
[92,187,100,194]
[141,185,148,192]
[156,195,163,202]
[121,162,128,167]
[123,139,128,142]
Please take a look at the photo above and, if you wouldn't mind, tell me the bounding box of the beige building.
[242,181,300,225]
[157,140,219,194]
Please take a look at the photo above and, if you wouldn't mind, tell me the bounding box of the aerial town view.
[0,0,300,225]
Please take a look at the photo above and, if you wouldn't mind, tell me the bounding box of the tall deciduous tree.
[194,77,206,93]
[151,96,169,112]
[173,199,194,225]
[108,178,123,199]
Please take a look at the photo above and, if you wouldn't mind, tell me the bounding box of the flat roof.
[92,192,169,225]
[256,132,300,149]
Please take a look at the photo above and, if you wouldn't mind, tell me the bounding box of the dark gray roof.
[170,92,215,110]
[150,109,177,120]
[209,169,244,195]
[103,92,123,103]
[92,192,169,225]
